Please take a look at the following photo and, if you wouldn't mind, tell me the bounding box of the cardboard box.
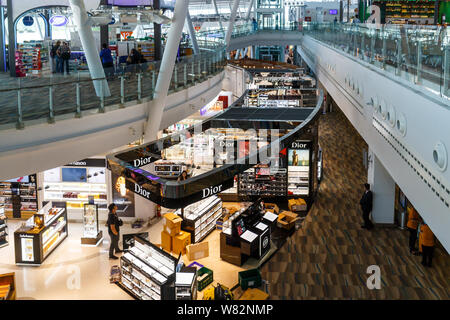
[277,210,299,230]
[173,231,191,255]
[186,241,209,261]
[163,212,183,229]
[161,231,172,252]
[163,223,181,237]
[264,203,279,214]
[288,198,307,212]
[239,288,269,300]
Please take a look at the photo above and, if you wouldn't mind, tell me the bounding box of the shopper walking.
[419,221,435,267]
[252,18,258,31]
[359,183,374,230]
[100,43,114,77]
[406,206,420,254]
[58,42,71,75]
[107,203,123,260]
[50,41,61,74]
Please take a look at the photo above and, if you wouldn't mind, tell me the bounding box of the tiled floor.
[260,108,450,299]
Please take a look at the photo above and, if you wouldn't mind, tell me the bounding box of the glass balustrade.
[0,40,226,130]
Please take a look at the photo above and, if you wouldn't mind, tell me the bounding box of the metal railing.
[201,22,450,101]
[0,38,226,129]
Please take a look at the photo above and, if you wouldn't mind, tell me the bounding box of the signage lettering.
[134,184,152,199]
[133,156,152,167]
[69,161,87,166]
[219,141,234,148]
[202,185,223,199]
[20,234,35,239]
[291,142,308,149]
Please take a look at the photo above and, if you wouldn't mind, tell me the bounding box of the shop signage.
[50,15,68,27]
[65,158,106,167]
[291,141,308,149]
[202,184,223,199]
[22,16,34,27]
[20,234,34,239]
[121,31,133,39]
[135,183,152,200]
[133,156,153,167]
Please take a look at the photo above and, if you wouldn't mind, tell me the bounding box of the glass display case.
[175,196,222,243]
[119,236,177,300]
[14,201,68,266]
[81,204,103,246]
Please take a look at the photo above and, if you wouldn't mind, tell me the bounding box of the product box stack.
[161,213,191,255]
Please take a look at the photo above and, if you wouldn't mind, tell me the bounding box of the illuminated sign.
[50,15,69,27]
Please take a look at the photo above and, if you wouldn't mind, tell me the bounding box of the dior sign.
[291,142,308,149]
[202,185,223,199]
[134,184,152,199]
[133,156,152,167]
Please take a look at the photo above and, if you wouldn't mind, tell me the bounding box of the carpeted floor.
[260,108,450,300]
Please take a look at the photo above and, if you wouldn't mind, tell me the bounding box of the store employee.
[107,203,123,260]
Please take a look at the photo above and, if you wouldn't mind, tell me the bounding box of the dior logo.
[134,184,151,199]
[202,185,223,198]
[291,142,307,149]
[219,141,234,148]
[133,156,152,167]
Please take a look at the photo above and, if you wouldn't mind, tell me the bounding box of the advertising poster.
[111,172,136,218]
[287,142,311,196]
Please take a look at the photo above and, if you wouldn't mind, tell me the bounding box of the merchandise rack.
[0,177,38,219]
[175,196,223,243]
[81,204,102,246]
[0,206,8,248]
[118,236,177,300]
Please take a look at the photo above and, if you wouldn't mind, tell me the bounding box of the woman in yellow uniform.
[419,222,435,268]
[406,206,420,254]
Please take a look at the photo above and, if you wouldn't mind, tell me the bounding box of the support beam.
[69,0,110,97]
[154,0,162,61]
[7,0,15,77]
[143,0,189,141]
[367,150,395,225]
[212,0,224,32]
[0,6,6,72]
[245,0,255,21]
[100,0,109,50]
[186,10,199,55]
[225,0,241,54]
[339,1,343,22]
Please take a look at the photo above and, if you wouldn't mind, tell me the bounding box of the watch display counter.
[119,236,177,300]
[14,201,68,266]
[81,204,102,246]
[175,196,222,243]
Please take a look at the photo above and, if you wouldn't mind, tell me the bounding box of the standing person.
[419,221,435,267]
[100,43,114,77]
[252,18,258,31]
[360,183,374,230]
[58,42,71,75]
[406,206,420,254]
[50,41,61,74]
[107,203,123,260]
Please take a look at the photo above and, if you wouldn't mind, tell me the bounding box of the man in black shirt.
[360,183,374,230]
[107,203,123,259]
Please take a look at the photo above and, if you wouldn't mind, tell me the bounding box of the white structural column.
[245,0,255,20]
[143,0,189,141]
[367,150,395,225]
[186,10,199,55]
[225,0,241,55]
[69,0,110,97]
[212,0,224,32]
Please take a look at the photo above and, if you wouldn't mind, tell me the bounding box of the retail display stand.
[0,176,38,220]
[175,267,198,300]
[119,236,177,300]
[175,196,222,244]
[0,205,8,248]
[14,201,68,266]
[81,203,103,246]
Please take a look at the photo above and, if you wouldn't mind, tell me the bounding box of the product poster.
[21,238,34,262]
[111,172,136,218]
[287,143,311,196]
